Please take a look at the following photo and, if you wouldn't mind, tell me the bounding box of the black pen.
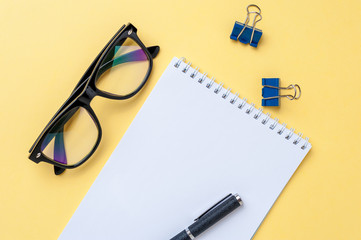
[170,193,243,240]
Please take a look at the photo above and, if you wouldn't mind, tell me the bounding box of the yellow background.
[1,0,360,239]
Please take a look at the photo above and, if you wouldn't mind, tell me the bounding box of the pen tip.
[234,194,243,205]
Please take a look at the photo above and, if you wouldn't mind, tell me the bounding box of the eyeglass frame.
[28,23,159,175]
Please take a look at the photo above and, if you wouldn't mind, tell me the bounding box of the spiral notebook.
[59,57,311,240]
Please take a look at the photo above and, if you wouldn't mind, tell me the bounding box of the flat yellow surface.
[1,0,360,239]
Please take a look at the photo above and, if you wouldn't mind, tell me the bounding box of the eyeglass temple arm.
[72,25,127,89]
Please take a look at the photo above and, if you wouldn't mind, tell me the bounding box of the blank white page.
[59,57,311,240]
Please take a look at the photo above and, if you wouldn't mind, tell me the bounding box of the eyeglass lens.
[95,37,150,97]
[41,107,98,166]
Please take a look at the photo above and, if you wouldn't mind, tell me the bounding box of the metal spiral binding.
[206,77,215,88]
[238,97,247,109]
[285,128,295,140]
[222,88,231,99]
[198,72,208,83]
[301,137,309,149]
[182,62,192,73]
[190,67,200,78]
[174,57,185,68]
[245,103,255,114]
[269,118,278,130]
[254,107,263,119]
[293,133,303,144]
[174,57,309,150]
[262,113,271,125]
[230,93,239,104]
[278,123,287,135]
[214,83,224,94]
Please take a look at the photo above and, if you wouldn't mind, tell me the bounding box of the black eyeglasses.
[28,23,160,175]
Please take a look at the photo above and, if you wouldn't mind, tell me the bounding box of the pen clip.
[194,194,232,221]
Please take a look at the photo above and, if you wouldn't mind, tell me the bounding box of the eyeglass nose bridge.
[82,86,97,102]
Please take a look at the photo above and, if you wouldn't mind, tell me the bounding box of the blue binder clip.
[262,78,301,106]
[230,4,263,48]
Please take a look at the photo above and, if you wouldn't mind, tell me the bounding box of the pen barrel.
[170,230,192,240]
[188,195,241,238]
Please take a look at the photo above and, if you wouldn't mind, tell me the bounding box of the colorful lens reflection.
[41,107,98,166]
[95,38,150,96]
